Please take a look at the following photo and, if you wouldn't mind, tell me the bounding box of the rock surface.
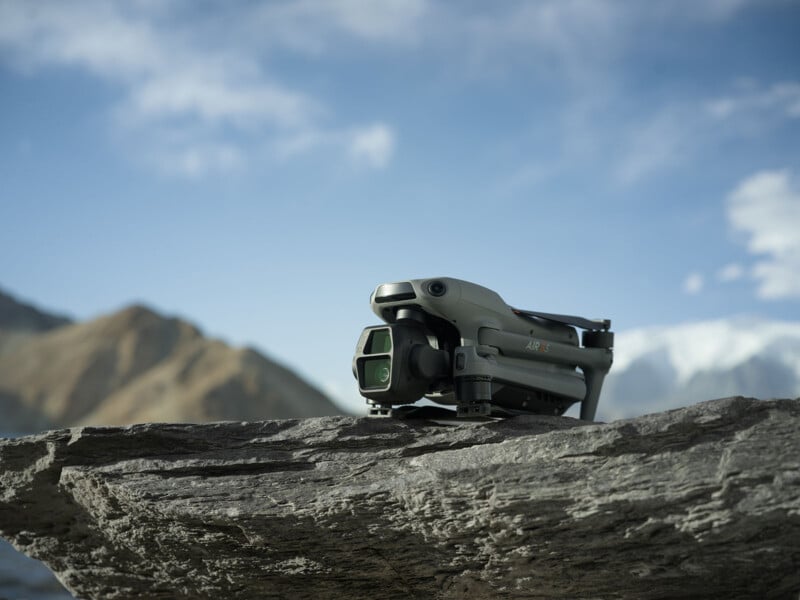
[1,396,799,599]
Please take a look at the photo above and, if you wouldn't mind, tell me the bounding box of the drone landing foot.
[457,402,491,418]
[367,400,392,417]
[456,377,492,418]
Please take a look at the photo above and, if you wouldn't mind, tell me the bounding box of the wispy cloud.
[0,0,786,180]
[717,263,745,283]
[430,0,761,84]
[249,0,429,53]
[683,272,705,295]
[124,72,319,130]
[271,122,396,170]
[150,142,246,179]
[440,2,790,189]
[0,1,160,76]
[348,124,395,170]
[0,0,396,176]
[727,169,800,300]
[707,80,800,121]
[613,78,800,185]
[614,106,700,185]
[450,1,626,85]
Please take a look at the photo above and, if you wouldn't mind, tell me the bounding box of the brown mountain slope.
[0,304,344,429]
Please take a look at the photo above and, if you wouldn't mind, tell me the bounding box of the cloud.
[707,81,800,121]
[0,0,394,175]
[717,263,744,283]
[0,1,160,76]
[727,169,800,299]
[125,73,319,129]
[683,272,705,295]
[0,0,786,180]
[603,316,800,419]
[270,123,396,169]
[455,1,624,80]
[348,124,395,169]
[648,0,759,22]
[614,107,698,185]
[0,3,320,129]
[250,0,429,53]
[613,78,800,185]
[153,143,245,178]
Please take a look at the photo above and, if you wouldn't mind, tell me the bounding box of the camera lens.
[427,280,447,297]
[363,357,391,389]
[377,365,390,383]
[366,329,392,354]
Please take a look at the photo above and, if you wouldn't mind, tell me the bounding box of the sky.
[1,0,799,415]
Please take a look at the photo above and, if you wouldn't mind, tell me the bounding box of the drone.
[353,278,613,421]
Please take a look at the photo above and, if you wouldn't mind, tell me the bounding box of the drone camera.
[354,318,450,406]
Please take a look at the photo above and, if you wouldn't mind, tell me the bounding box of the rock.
[1,396,798,599]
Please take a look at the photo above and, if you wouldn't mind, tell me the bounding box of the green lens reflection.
[366,329,391,354]
[363,357,391,389]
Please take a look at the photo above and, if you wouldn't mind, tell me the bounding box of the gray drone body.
[353,277,613,421]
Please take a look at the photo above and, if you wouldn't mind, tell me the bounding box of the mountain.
[599,317,800,421]
[0,291,344,432]
[0,288,72,356]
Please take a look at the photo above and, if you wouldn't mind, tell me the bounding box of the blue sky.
[1,0,799,414]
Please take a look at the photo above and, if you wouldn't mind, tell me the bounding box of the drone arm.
[478,328,613,421]
[478,328,611,371]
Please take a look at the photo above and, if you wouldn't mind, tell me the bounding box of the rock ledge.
[1,397,799,599]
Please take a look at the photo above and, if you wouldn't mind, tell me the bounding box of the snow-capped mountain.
[596,317,800,421]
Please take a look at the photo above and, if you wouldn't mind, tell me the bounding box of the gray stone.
[1,396,799,599]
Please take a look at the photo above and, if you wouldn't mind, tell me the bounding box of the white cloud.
[683,272,705,295]
[707,81,800,121]
[614,107,697,185]
[655,0,756,22]
[270,123,395,170]
[438,0,763,86]
[0,0,786,180]
[126,72,319,129]
[0,2,161,76]
[348,124,395,170]
[252,0,429,52]
[611,317,800,385]
[0,0,396,176]
[612,79,800,185]
[457,1,624,80]
[272,129,334,162]
[717,263,744,283]
[602,316,800,419]
[325,0,428,41]
[154,143,245,178]
[727,169,800,299]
